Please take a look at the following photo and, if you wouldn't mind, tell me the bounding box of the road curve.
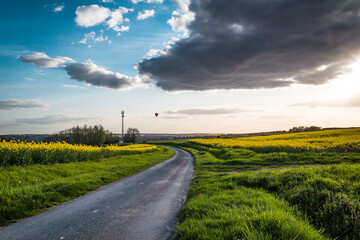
[0,147,194,240]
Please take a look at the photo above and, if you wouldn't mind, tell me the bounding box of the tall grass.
[233,164,360,239]
[176,185,328,240]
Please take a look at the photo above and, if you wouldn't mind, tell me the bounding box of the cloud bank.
[138,0,360,91]
[164,108,246,115]
[18,52,139,89]
[64,63,135,89]
[15,115,94,125]
[17,52,74,68]
[290,94,360,108]
[0,99,48,110]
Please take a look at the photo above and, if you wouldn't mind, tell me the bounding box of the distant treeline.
[44,125,120,146]
[288,126,322,133]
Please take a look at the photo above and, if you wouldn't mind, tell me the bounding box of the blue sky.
[1,0,360,134]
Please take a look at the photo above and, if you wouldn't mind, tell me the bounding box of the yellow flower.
[191,128,360,152]
[0,140,158,166]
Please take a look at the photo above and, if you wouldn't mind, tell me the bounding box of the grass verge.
[0,146,174,227]
[168,141,360,240]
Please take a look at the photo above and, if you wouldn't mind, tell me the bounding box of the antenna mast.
[121,110,125,143]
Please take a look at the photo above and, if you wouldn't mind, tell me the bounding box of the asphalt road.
[0,147,194,240]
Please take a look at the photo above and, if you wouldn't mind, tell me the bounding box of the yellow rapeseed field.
[191,128,360,152]
[0,140,157,166]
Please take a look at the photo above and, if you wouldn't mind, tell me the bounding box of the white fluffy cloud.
[168,11,194,33]
[145,49,166,58]
[106,7,133,31]
[144,37,179,59]
[79,30,110,46]
[17,52,74,68]
[115,25,129,32]
[174,0,190,12]
[75,5,132,32]
[75,5,111,27]
[95,34,109,42]
[167,0,194,34]
[131,0,163,4]
[137,9,155,20]
[79,31,96,44]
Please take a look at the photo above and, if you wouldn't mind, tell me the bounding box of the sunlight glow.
[317,65,328,71]
[328,60,360,99]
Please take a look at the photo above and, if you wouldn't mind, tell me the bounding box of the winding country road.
[0,147,194,240]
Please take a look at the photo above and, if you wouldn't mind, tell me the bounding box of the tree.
[289,126,322,133]
[44,124,119,146]
[123,128,140,144]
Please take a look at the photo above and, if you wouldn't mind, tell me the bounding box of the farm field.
[0,143,174,226]
[0,140,158,166]
[166,128,360,240]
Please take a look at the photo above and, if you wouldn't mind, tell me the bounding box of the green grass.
[176,178,329,240]
[233,164,360,239]
[0,146,174,227]
[168,141,360,240]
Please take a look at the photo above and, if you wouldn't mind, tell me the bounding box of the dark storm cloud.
[0,99,48,110]
[138,0,360,91]
[63,63,135,89]
[290,94,360,108]
[164,108,245,115]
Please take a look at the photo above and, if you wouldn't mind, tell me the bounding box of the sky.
[0,0,360,134]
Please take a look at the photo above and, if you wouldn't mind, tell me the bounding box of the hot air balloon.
[155,113,159,117]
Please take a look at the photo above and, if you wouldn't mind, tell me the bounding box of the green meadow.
[165,129,360,240]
